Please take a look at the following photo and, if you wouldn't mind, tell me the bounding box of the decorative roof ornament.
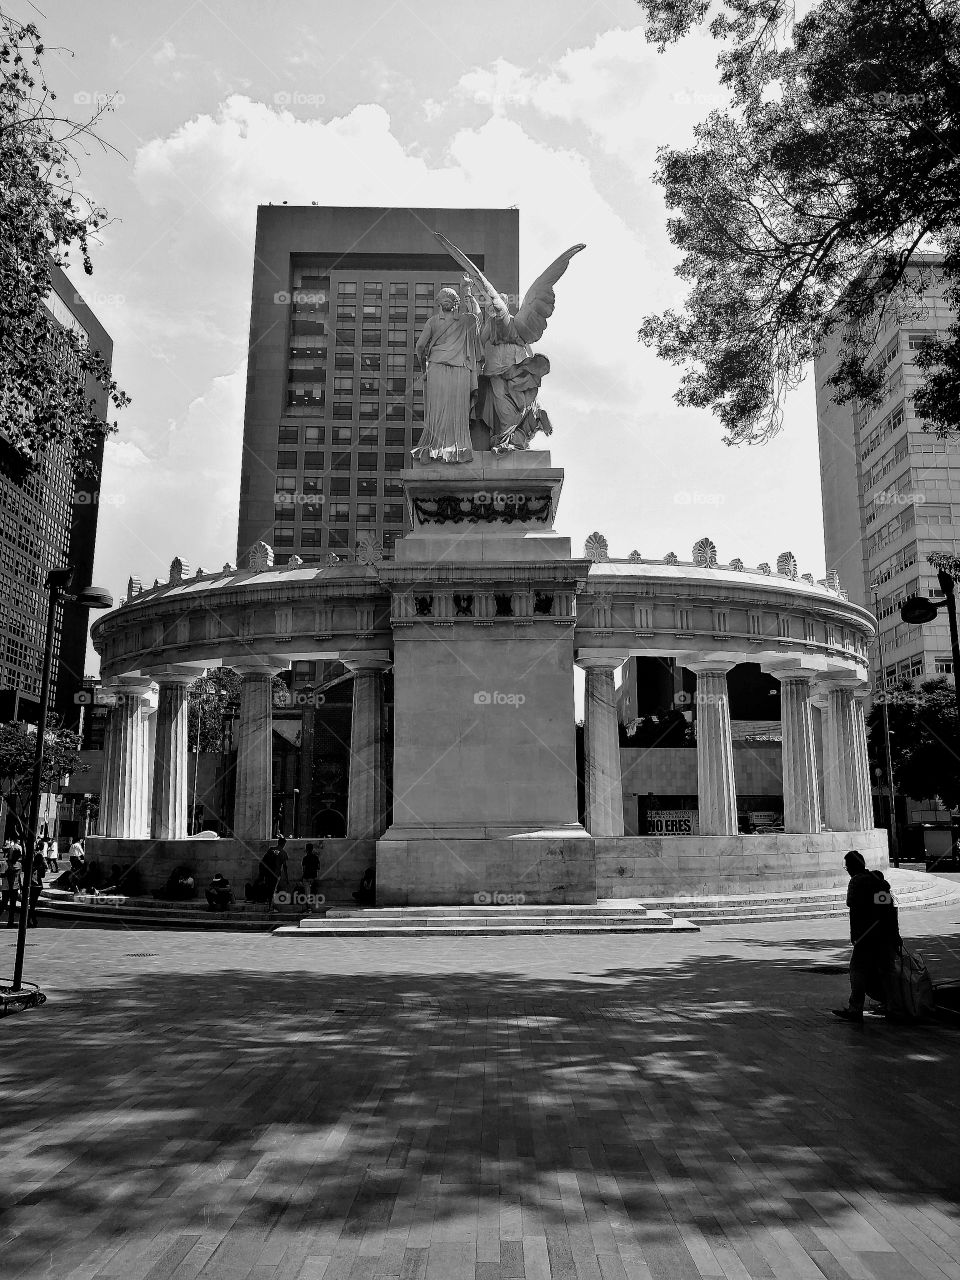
[663,551,679,565]
[692,537,718,568]
[584,531,609,562]
[776,551,799,579]
[757,562,772,575]
[248,541,274,572]
[153,578,160,589]
[324,551,341,566]
[222,562,235,574]
[826,570,841,592]
[169,557,190,584]
[195,567,205,578]
[126,576,142,599]
[357,533,384,566]
[729,558,745,572]
[801,572,815,584]
[287,554,305,569]
[627,550,642,562]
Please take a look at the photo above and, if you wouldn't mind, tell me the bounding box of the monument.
[86,232,888,908]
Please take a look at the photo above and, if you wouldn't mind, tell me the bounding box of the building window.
[385,402,405,420]
[777,615,790,638]
[337,282,357,296]
[749,612,762,636]
[337,304,357,322]
[329,476,350,495]
[389,282,408,299]
[387,326,407,347]
[389,306,408,322]
[303,474,322,495]
[935,655,954,674]
[804,619,817,642]
[676,607,692,631]
[357,452,379,472]
[335,352,354,370]
[276,476,296,493]
[273,528,295,546]
[357,477,378,496]
[331,452,352,470]
[304,426,324,446]
[359,377,380,395]
[362,304,382,321]
[387,354,407,372]
[334,376,354,395]
[384,478,403,496]
[386,377,407,394]
[328,502,350,523]
[360,354,381,371]
[276,451,298,470]
[303,450,324,468]
[332,404,353,419]
[278,426,298,444]
[359,399,380,420]
[363,282,382,299]
[383,452,405,471]
[383,503,404,523]
[335,329,354,346]
[714,609,728,633]
[385,428,406,446]
[361,328,382,347]
[333,426,353,443]
[356,503,377,522]
[358,425,380,443]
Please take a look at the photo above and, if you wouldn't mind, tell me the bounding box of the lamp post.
[872,584,900,866]
[11,568,112,993]
[899,553,960,725]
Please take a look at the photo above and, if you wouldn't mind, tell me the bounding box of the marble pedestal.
[378,449,594,904]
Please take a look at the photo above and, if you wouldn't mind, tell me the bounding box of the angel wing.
[511,244,586,345]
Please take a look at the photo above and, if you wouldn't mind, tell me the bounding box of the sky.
[16,0,830,675]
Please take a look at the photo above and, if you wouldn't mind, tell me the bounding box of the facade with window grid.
[0,263,111,726]
[237,206,519,567]
[815,254,960,692]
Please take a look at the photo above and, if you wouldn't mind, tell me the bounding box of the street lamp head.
[73,585,114,610]
[899,595,940,625]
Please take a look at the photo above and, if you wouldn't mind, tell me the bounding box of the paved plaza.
[1,904,960,1280]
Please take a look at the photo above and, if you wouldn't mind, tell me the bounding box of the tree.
[0,718,85,834]
[636,0,960,443]
[867,676,960,810]
[1,9,129,469]
[187,669,292,753]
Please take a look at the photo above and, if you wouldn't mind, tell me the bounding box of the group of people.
[242,836,323,909]
[0,836,46,927]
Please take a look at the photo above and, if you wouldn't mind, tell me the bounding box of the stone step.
[275,919,700,938]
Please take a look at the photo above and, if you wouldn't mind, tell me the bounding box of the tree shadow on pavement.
[0,930,959,1278]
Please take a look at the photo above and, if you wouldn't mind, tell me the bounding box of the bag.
[884,946,936,1022]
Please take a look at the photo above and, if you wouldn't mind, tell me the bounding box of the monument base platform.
[376,829,597,906]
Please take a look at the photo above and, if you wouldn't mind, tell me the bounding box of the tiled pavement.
[1,902,960,1279]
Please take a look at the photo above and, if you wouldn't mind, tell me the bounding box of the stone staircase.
[33,870,960,935]
[274,904,700,939]
[35,888,303,932]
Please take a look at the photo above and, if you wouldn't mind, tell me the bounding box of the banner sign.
[647,809,699,836]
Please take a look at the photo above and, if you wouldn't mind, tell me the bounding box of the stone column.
[150,672,194,840]
[773,670,822,834]
[343,654,392,839]
[233,663,285,843]
[851,690,874,831]
[816,678,873,831]
[576,655,626,837]
[687,662,738,836]
[98,678,156,838]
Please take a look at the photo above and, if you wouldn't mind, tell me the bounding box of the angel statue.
[434,232,585,454]
[411,279,482,464]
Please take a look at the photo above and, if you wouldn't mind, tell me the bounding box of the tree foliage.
[867,676,960,810]
[0,718,85,815]
[0,9,128,469]
[188,669,292,753]
[636,0,960,443]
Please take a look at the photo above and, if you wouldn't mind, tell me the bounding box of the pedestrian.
[833,850,901,1022]
[27,851,44,927]
[352,865,375,907]
[3,841,22,926]
[261,845,282,910]
[205,872,234,911]
[301,843,321,897]
[276,834,290,885]
[47,837,60,874]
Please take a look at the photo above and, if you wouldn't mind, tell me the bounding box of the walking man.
[833,850,900,1022]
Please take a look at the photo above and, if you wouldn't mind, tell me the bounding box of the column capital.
[686,659,739,676]
[575,649,629,672]
[231,658,288,678]
[342,650,393,674]
[146,664,199,688]
[761,661,823,684]
[814,671,870,696]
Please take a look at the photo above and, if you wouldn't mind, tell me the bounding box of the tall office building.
[237,206,520,567]
[815,253,960,689]
[0,261,112,726]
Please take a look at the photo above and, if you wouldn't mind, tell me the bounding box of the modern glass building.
[237,205,520,567]
[0,261,112,727]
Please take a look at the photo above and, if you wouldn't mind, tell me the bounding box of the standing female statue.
[411,280,482,464]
